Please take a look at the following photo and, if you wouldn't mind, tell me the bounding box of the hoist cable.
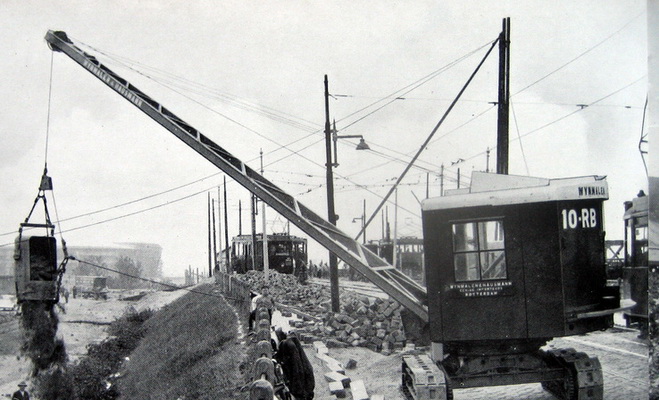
[73,258,242,301]
[357,37,500,240]
[510,100,530,175]
[639,95,648,177]
[44,52,54,166]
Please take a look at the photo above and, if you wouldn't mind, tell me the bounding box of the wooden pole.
[207,193,212,277]
[223,176,230,272]
[324,75,340,313]
[497,17,511,175]
[211,198,217,277]
[261,149,269,279]
[217,186,222,272]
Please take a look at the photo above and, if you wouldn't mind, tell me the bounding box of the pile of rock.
[237,270,332,315]
[236,271,407,353]
[298,294,407,354]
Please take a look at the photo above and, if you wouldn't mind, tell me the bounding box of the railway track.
[309,278,388,299]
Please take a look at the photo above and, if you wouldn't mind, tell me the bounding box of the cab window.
[452,220,506,281]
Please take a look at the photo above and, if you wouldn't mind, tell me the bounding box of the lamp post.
[324,75,370,312]
[352,199,366,244]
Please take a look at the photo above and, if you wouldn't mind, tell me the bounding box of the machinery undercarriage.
[402,345,603,400]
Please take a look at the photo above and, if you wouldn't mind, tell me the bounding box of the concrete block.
[314,342,329,355]
[324,371,351,388]
[326,362,345,374]
[350,379,369,400]
[329,381,346,398]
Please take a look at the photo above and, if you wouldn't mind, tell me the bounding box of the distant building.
[0,242,162,294]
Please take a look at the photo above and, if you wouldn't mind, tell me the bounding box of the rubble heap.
[236,271,407,353]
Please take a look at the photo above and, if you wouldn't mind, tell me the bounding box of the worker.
[12,381,29,400]
[275,330,314,400]
[249,289,274,331]
[250,291,262,312]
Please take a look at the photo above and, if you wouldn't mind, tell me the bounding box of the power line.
[512,11,644,97]
[73,39,322,134]
[0,185,216,248]
[0,173,226,238]
[463,75,647,164]
[344,13,645,180]
[74,38,480,209]
[337,40,496,131]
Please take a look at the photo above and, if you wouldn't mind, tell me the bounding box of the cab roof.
[422,172,608,211]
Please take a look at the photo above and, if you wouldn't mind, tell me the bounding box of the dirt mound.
[117,284,245,399]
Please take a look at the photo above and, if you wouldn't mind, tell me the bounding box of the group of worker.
[250,290,315,400]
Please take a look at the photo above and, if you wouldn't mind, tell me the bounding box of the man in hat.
[12,382,29,400]
[275,330,314,400]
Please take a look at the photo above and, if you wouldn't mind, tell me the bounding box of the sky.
[0,0,649,278]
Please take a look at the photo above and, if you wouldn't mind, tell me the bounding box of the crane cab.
[422,172,618,355]
[14,234,59,303]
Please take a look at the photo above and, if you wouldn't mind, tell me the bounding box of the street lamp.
[331,120,370,167]
[324,75,370,312]
[351,199,366,244]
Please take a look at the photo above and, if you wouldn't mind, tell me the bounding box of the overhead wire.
[73,36,484,217]
[11,20,640,269]
[0,184,217,248]
[511,11,644,97]
[417,12,646,175]
[357,37,500,239]
[0,172,225,238]
[74,38,325,173]
[338,94,642,110]
[73,40,321,134]
[48,21,641,245]
[461,75,647,164]
[90,35,489,182]
[336,39,496,131]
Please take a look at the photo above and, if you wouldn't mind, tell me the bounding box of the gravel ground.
[0,287,189,398]
[304,344,405,400]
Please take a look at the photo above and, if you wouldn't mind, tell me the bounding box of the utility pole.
[238,200,242,236]
[251,193,257,271]
[211,197,217,276]
[324,74,340,313]
[223,176,230,272]
[220,185,229,272]
[207,193,212,278]
[486,147,491,173]
[440,164,444,196]
[261,149,269,279]
[457,168,461,189]
[497,17,511,175]
[393,188,398,269]
[361,199,366,244]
